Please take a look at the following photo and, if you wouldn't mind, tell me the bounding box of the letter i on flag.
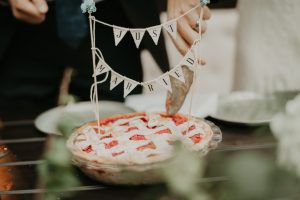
[130,29,146,48]
[113,25,128,46]
[181,49,196,68]
[123,79,139,97]
[170,66,185,83]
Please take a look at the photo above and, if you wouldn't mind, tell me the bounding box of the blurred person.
[0,0,210,118]
[234,0,300,93]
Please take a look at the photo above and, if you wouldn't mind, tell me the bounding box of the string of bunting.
[92,43,198,97]
[81,0,210,48]
[82,0,210,99]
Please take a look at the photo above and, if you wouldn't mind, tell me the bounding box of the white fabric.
[234,0,300,93]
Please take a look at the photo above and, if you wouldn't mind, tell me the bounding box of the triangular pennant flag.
[170,66,185,83]
[147,25,162,45]
[157,74,172,92]
[123,79,139,97]
[143,82,156,93]
[130,29,146,48]
[93,59,110,77]
[113,26,128,46]
[110,71,124,90]
[163,20,177,38]
[181,49,196,68]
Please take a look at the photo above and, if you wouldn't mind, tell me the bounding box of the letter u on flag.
[130,29,146,48]
[123,79,139,97]
[93,59,110,77]
[147,25,162,45]
[113,25,129,46]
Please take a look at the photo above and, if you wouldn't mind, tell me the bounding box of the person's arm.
[7,0,48,24]
[167,0,211,55]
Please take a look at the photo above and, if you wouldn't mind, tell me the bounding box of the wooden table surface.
[0,106,277,200]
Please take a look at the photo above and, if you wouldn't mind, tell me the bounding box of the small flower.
[200,0,210,6]
[81,0,97,14]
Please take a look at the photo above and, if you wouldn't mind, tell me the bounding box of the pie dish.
[66,112,222,185]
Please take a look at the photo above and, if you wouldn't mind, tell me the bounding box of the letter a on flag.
[163,20,177,38]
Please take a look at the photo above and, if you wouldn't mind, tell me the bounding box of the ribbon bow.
[81,0,97,13]
[200,0,210,6]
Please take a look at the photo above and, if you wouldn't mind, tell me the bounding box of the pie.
[67,112,216,165]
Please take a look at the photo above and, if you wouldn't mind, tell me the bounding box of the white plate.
[125,93,218,118]
[34,101,135,135]
[210,91,298,125]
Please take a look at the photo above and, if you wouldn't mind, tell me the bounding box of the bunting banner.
[82,0,209,131]
[90,42,199,97]
[91,4,200,48]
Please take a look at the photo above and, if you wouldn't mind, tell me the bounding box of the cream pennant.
[163,20,177,38]
[123,79,139,97]
[93,59,110,77]
[170,66,185,83]
[110,71,124,90]
[181,49,196,68]
[130,29,146,48]
[146,25,162,45]
[113,26,128,46]
[157,74,172,92]
[143,82,156,93]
